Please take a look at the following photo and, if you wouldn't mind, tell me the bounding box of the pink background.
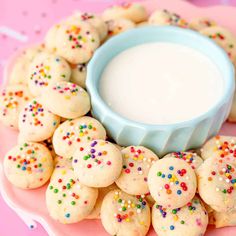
[1,0,236,235]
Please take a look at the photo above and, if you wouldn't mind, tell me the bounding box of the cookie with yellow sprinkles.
[148,157,197,208]
[152,196,208,236]
[46,161,98,224]
[53,116,106,159]
[3,142,53,189]
[115,146,159,195]
[0,85,33,129]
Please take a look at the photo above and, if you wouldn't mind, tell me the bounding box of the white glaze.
[100,42,224,125]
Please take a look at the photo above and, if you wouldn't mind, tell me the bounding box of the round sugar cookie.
[106,18,135,38]
[4,142,53,189]
[148,9,188,28]
[67,12,108,41]
[28,52,71,96]
[18,98,60,142]
[9,44,45,85]
[41,81,90,119]
[189,17,216,31]
[164,152,203,171]
[102,3,148,23]
[46,162,98,224]
[197,157,236,212]
[72,140,122,187]
[115,146,159,195]
[56,21,100,64]
[201,135,236,161]
[53,116,106,159]
[212,209,236,228]
[148,157,197,208]
[200,26,236,65]
[86,183,117,219]
[0,85,33,129]
[101,189,151,236]
[45,23,62,53]
[152,196,208,236]
[70,63,87,88]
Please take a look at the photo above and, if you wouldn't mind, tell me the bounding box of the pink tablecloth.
[0,0,236,235]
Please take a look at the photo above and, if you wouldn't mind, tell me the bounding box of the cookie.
[106,18,135,38]
[40,81,90,119]
[72,140,122,187]
[18,98,60,142]
[212,210,236,228]
[189,17,216,31]
[68,12,108,41]
[200,26,236,65]
[53,116,106,159]
[9,44,45,85]
[201,135,236,161]
[28,52,71,96]
[163,152,203,171]
[3,142,53,189]
[101,189,151,236]
[70,63,87,88]
[86,183,117,219]
[0,85,33,129]
[197,157,236,212]
[46,161,98,224]
[56,21,100,64]
[148,9,188,28]
[45,23,62,53]
[148,157,197,208]
[152,196,208,236]
[102,3,148,23]
[115,146,159,195]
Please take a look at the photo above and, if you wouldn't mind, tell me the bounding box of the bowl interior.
[87,26,235,128]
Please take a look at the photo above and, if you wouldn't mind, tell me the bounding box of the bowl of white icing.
[87,26,235,156]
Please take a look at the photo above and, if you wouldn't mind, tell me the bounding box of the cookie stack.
[1,3,236,236]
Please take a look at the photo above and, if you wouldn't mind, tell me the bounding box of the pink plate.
[1,0,236,235]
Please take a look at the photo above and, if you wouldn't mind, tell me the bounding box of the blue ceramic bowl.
[86,26,235,156]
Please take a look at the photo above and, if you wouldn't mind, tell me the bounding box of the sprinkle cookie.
[148,157,197,208]
[46,162,98,224]
[0,85,33,129]
[4,142,53,189]
[86,183,117,219]
[18,98,60,142]
[115,146,159,195]
[68,12,108,41]
[41,81,90,119]
[189,17,217,31]
[72,140,122,187]
[197,157,236,212]
[70,62,87,88]
[28,52,71,96]
[9,44,45,85]
[56,21,100,64]
[106,18,135,38]
[53,116,106,159]
[201,135,236,161]
[102,3,148,23]
[148,9,188,28]
[101,189,151,236]
[163,152,203,171]
[152,196,208,236]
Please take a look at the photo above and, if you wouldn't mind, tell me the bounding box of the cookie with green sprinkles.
[152,196,208,236]
[46,161,98,224]
[197,156,236,212]
[53,116,106,159]
[18,98,60,142]
[101,189,151,236]
[27,52,71,96]
[3,142,53,189]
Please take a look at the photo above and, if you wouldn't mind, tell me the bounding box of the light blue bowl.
[87,26,235,156]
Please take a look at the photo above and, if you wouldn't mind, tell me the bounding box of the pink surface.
[1,0,236,235]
